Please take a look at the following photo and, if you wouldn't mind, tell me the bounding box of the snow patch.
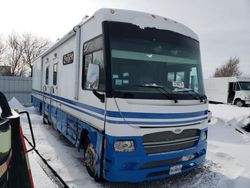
[8,97,25,111]
[28,152,58,188]
[207,104,250,188]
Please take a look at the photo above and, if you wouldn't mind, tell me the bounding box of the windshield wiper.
[134,83,178,103]
[174,88,206,102]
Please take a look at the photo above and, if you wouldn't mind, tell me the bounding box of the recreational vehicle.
[32,9,208,182]
[205,77,250,107]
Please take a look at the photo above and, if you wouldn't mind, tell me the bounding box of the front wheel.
[235,99,244,107]
[84,139,99,180]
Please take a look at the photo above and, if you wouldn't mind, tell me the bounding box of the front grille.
[143,129,200,154]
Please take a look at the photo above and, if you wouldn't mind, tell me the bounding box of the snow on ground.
[8,97,25,110]
[4,98,56,187]
[28,151,57,188]
[209,104,250,121]
[10,98,250,188]
[207,104,250,188]
[20,109,100,188]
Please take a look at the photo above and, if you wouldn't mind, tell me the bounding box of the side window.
[82,36,105,91]
[83,50,104,90]
[45,66,49,85]
[93,51,105,90]
[53,63,58,85]
[83,54,93,88]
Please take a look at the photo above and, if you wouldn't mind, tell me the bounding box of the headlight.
[114,140,135,152]
[201,131,207,141]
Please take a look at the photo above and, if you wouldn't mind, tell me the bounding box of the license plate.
[169,165,182,175]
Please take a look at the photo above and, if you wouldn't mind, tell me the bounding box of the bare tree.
[213,57,242,77]
[0,39,5,64]
[3,33,50,76]
[21,33,50,71]
[5,33,24,76]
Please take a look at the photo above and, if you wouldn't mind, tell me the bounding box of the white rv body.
[205,77,250,106]
[32,8,208,182]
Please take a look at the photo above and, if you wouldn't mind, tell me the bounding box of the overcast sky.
[1,0,249,78]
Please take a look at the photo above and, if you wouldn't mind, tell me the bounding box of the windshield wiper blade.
[134,84,178,103]
[174,88,206,102]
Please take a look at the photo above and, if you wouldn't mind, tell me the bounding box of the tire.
[43,114,48,124]
[84,139,100,181]
[235,99,244,107]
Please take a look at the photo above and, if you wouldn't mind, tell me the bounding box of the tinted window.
[106,22,204,99]
[53,63,58,85]
[83,50,105,90]
[84,37,103,54]
[239,82,250,90]
[45,66,49,85]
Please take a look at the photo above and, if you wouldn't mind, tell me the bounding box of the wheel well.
[79,129,89,150]
[234,98,241,104]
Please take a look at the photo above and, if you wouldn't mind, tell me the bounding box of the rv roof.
[39,8,199,60]
[82,8,198,41]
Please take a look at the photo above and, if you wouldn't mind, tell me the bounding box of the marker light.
[201,131,207,141]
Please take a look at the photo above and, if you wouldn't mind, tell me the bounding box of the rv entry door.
[42,60,59,125]
[50,62,58,128]
[42,64,51,123]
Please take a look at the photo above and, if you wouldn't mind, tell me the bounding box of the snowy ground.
[9,98,250,188]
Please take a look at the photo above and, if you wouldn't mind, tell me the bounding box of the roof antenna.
[82,15,89,21]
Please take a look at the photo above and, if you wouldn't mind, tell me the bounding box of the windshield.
[239,82,250,90]
[105,22,204,99]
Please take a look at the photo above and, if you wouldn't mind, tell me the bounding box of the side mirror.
[86,64,99,90]
[92,90,105,103]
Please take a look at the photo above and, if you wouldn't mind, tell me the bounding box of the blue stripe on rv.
[32,89,208,122]
[107,110,207,119]
[106,117,207,125]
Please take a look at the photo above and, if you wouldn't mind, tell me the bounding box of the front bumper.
[245,99,250,105]
[104,131,207,182]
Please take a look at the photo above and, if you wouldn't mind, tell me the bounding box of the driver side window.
[83,50,105,90]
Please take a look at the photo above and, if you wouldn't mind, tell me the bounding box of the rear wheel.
[235,99,244,107]
[43,114,48,124]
